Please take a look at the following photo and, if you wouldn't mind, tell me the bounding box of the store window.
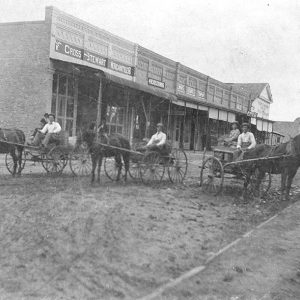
[51,73,77,136]
[106,105,125,134]
[230,94,237,109]
[237,97,243,110]
[223,91,230,108]
[207,85,215,102]
[214,88,223,105]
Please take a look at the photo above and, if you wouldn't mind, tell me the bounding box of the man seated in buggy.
[233,122,257,160]
[32,114,61,148]
[218,121,240,148]
[137,123,171,156]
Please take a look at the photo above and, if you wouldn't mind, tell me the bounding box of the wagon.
[5,132,71,175]
[72,141,188,184]
[199,146,273,197]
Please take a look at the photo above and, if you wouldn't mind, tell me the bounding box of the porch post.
[167,99,171,140]
[125,89,130,138]
[96,76,103,138]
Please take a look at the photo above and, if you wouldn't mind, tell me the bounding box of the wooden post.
[125,89,130,138]
[196,104,199,151]
[167,99,171,140]
[96,76,103,139]
[182,101,186,149]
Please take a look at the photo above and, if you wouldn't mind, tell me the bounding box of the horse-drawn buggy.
[103,142,188,184]
[200,145,271,197]
[4,130,77,175]
[200,135,300,200]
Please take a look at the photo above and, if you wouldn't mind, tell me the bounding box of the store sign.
[247,111,258,118]
[148,78,165,89]
[54,39,135,76]
[83,50,107,67]
[55,40,83,60]
[198,90,205,99]
[186,86,196,96]
[108,59,135,76]
[177,83,185,93]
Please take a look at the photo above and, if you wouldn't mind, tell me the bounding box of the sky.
[1,0,300,121]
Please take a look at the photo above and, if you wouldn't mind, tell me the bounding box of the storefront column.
[96,76,103,137]
[167,100,171,140]
[196,104,199,151]
[125,89,130,138]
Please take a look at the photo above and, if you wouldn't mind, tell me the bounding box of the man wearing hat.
[233,122,256,160]
[146,122,167,151]
[237,123,256,150]
[32,113,61,147]
[224,121,240,147]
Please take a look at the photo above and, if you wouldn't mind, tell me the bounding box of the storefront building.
[0,6,274,150]
[228,83,274,145]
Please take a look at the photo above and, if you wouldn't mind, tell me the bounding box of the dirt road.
[0,152,299,299]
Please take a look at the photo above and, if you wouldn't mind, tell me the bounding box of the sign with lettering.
[148,78,165,89]
[247,111,258,118]
[108,59,135,76]
[198,90,205,99]
[83,50,107,67]
[177,83,185,93]
[54,40,135,77]
[186,86,196,96]
[55,40,83,60]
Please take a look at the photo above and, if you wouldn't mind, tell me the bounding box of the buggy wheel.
[44,147,67,174]
[104,157,125,181]
[167,148,188,183]
[140,151,165,184]
[5,151,26,174]
[248,168,271,198]
[200,156,224,196]
[69,146,92,176]
[41,153,49,172]
[129,161,141,180]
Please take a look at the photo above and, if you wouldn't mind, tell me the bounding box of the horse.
[78,125,131,184]
[244,134,300,200]
[0,128,25,176]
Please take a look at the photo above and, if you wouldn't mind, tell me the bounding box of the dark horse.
[79,125,130,184]
[244,134,300,200]
[0,128,25,176]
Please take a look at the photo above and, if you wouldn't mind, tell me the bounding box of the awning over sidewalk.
[172,99,208,111]
[104,73,177,101]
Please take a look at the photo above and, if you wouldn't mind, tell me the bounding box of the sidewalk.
[141,199,300,300]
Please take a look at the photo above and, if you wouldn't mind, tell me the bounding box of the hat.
[242,122,250,128]
[231,121,239,125]
[44,113,49,117]
[156,123,163,127]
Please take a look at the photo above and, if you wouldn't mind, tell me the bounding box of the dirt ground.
[0,152,299,299]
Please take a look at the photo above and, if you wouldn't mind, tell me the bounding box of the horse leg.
[16,147,23,175]
[255,169,266,198]
[242,173,251,199]
[115,154,122,181]
[280,169,287,201]
[97,155,102,183]
[285,168,297,201]
[123,154,130,182]
[91,153,97,184]
[10,149,18,176]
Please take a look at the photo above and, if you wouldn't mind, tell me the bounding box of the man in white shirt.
[234,123,256,160]
[146,123,167,150]
[237,123,256,150]
[32,114,61,147]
